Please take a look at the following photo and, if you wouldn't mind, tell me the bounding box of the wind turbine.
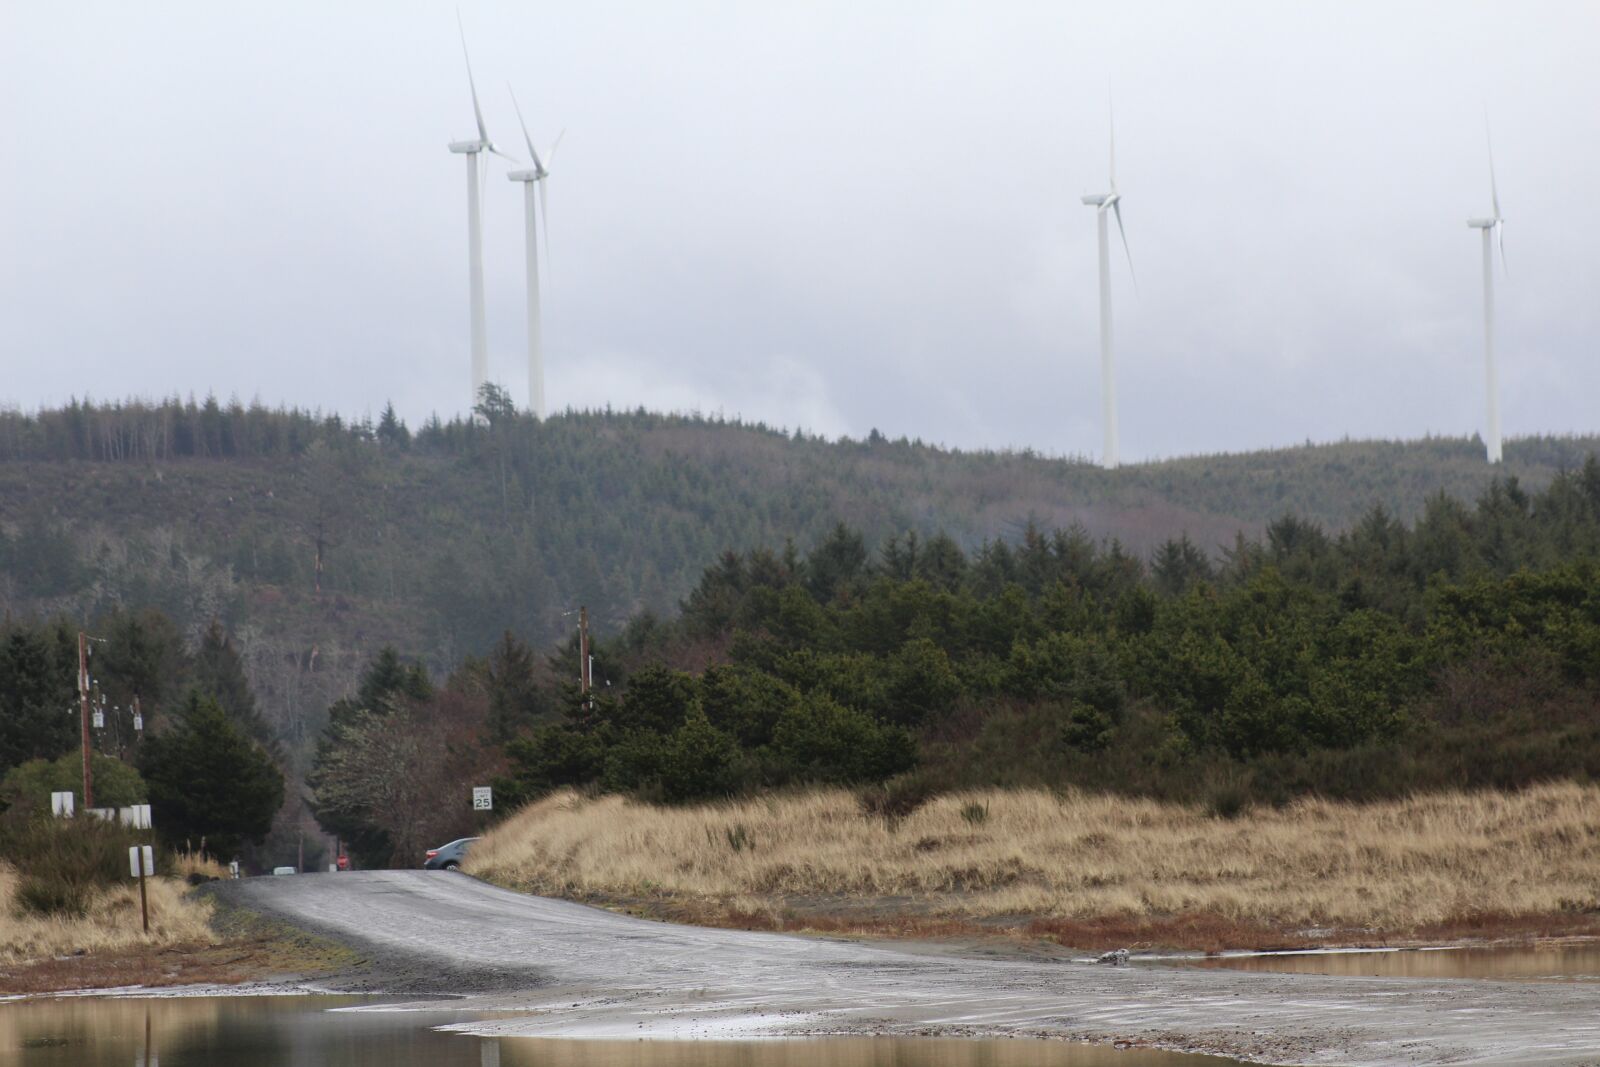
[506,88,561,420]
[448,12,517,414]
[1467,120,1507,464]
[1080,107,1136,470]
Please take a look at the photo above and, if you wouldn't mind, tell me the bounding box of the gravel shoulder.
[205,870,1600,1065]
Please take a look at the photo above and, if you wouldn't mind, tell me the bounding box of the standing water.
[0,996,1242,1066]
[1174,942,1600,981]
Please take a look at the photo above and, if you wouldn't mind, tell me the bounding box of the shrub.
[771,694,915,785]
[858,771,937,821]
[0,815,153,916]
[1,752,147,817]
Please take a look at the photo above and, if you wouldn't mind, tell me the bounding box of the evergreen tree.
[141,693,284,858]
[486,630,538,741]
[193,620,272,746]
[0,624,76,771]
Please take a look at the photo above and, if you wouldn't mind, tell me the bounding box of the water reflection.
[0,996,1237,1066]
[1181,942,1600,981]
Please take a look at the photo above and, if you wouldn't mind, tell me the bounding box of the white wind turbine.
[506,88,562,420]
[1467,120,1508,464]
[1080,107,1136,470]
[448,13,518,414]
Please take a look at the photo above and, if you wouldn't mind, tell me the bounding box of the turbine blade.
[1497,222,1507,276]
[1485,112,1501,220]
[1108,99,1117,191]
[547,128,566,166]
[457,9,488,145]
[1112,200,1137,291]
[489,145,521,164]
[508,85,545,174]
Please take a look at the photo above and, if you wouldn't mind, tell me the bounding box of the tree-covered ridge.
[485,462,1600,811]
[4,395,1598,808]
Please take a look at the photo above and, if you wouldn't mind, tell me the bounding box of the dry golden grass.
[466,784,1600,941]
[0,864,218,965]
[171,848,229,882]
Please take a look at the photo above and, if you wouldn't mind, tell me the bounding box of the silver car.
[422,837,479,871]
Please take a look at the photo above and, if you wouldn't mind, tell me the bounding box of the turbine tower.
[506,88,560,420]
[1080,108,1136,470]
[1467,121,1507,464]
[449,13,517,413]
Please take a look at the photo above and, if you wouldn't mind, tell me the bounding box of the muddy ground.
[166,870,1600,1066]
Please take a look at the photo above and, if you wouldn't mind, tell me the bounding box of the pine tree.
[193,620,273,747]
[141,693,284,859]
[486,630,538,742]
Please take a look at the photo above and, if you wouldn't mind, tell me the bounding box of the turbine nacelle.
[1081,192,1118,210]
[1467,217,1500,229]
[449,140,487,154]
[506,167,548,183]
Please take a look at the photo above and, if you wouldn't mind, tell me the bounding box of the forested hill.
[2,395,1597,749]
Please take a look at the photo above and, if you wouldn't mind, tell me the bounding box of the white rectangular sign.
[128,845,154,878]
[51,791,74,817]
[472,786,493,811]
[118,804,153,829]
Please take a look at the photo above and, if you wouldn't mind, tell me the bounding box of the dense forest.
[4,395,1599,867]
[306,460,1600,865]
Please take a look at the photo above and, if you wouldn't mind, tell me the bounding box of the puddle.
[0,995,1241,1065]
[1165,942,1600,981]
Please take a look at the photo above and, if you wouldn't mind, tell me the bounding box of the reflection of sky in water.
[0,996,1240,1067]
[1179,944,1600,982]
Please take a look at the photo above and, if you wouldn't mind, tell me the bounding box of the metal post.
[138,854,150,934]
[78,632,95,809]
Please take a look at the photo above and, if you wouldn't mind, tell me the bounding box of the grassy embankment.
[0,859,221,993]
[0,852,352,995]
[466,783,1600,951]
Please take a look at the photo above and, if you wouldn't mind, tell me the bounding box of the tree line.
[308,459,1600,845]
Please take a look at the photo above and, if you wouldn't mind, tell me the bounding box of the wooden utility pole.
[77,632,95,809]
[578,606,591,705]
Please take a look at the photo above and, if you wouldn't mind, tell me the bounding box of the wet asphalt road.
[215,870,1600,1065]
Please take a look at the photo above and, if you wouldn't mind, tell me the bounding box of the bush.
[858,771,937,821]
[0,814,153,916]
[656,710,738,803]
[771,694,915,785]
[1,751,147,817]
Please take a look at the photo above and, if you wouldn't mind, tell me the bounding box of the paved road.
[219,871,1600,1065]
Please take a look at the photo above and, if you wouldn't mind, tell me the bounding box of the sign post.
[128,845,154,933]
[472,786,493,812]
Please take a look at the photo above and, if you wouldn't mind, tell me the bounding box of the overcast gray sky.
[2,1,1596,461]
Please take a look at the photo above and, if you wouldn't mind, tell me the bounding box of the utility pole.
[578,605,591,707]
[77,632,95,809]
